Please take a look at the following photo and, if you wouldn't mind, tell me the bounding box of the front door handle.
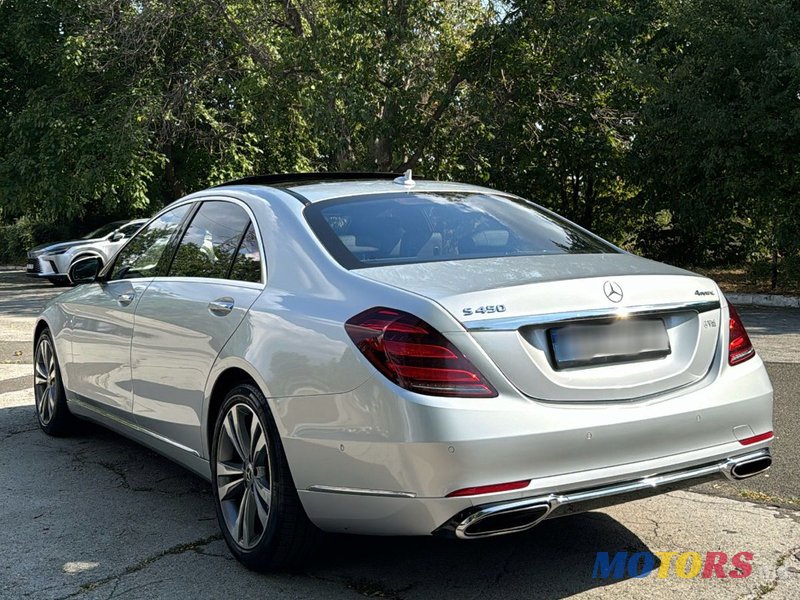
[117,292,135,306]
[208,298,234,316]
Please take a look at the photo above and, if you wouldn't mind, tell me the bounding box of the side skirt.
[67,394,211,481]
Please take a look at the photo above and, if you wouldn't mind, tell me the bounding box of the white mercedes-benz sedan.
[34,172,773,570]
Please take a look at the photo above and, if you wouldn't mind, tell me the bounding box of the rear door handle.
[208,298,234,316]
[117,292,135,306]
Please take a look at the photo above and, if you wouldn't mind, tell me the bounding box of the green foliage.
[0,221,33,264]
[0,0,798,286]
[452,1,656,241]
[0,217,72,264]
[633,0,800,275]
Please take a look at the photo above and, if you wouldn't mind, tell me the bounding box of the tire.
[211,383,319,571]
[34,330,77,436]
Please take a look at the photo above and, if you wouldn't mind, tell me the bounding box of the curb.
[726,293,800,309]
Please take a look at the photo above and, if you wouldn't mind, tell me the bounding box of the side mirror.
[69,256,103,285]
[110,231,125,242]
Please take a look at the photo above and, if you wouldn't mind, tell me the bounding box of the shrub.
[0,221,33,264]
[0,218,73,265]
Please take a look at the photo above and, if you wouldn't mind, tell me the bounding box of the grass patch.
[738,489,800,506]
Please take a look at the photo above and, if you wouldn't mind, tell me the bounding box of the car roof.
[282,179,500,203]
[212,173,502,204]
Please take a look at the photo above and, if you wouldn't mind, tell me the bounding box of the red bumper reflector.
[739,431,773,445]
[446,479,531,498]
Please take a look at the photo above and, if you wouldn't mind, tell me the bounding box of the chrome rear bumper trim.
[307,485,417,499]
[437,448,770,539]
[463,300,721,332]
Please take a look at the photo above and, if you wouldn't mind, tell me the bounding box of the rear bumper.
[279,349,773,536]
[434,448,772,539]
[297,445,773,536]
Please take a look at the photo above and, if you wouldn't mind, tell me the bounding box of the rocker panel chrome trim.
[69,397,201,458]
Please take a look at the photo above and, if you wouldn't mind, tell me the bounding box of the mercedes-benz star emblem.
[603,281,624,303]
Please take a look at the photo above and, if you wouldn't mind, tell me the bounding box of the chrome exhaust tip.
[728,454,772,480]
[434,449,773,540]
[455,502,553,539]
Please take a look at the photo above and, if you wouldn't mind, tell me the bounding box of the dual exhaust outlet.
[442,449,772,539]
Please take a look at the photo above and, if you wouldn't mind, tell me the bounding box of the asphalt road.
[1,269,798,599]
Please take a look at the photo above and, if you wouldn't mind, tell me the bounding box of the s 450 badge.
[462,305,506,317]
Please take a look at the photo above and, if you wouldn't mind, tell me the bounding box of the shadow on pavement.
[0,401,656,599]
[0,270,64,317]
[307,513,656,599]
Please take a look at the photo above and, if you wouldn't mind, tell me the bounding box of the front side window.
[169,201,253,280]
[110,205,191,280]
[305,192,618,269]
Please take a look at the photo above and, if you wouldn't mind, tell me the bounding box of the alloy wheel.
[216,401,273,550]
[34,337,57,426]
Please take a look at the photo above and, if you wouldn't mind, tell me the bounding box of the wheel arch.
[33,318,50,351]
[202,358,273,460]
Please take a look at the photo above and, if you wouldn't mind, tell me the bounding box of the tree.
[634,0,800,281]
[454,0,654,239]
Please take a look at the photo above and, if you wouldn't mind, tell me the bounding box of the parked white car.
[26,219,147,286]
[34,173,773,570]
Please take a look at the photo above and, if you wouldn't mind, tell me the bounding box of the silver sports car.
[34,172,773,570]
[27,219,147,286]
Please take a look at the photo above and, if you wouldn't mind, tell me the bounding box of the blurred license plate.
[26,262,35,271]
[549,319,670,370]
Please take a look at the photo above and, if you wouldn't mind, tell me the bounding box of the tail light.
[345,307,497,397]
[728,303,755,366]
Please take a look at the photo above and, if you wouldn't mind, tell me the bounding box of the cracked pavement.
[1,269,799,599]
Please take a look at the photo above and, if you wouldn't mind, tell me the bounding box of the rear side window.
[305,192,617,269]
[169,201,256,280]
[229,223,262,283]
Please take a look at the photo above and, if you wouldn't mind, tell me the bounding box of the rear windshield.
[304,191,618,269]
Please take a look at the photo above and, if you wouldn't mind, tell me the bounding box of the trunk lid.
[356,254,722,402]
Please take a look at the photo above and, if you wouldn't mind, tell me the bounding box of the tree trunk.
[771,245,779,290]
[560,171,568,214]
[581,173,595,229]
[571,174,580,220]
[164,146,183,201]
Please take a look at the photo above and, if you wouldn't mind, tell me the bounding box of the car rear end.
[287,184,773,538]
